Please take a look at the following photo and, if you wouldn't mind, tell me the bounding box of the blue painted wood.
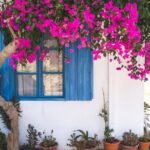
[0,31,3,95]
[38,59,43,97]
[77,43,93,100]
[16,37,65,99]
[65,41,93,100]
[0,31,15,101]
[65,42,78,100]
[0,31,93,101]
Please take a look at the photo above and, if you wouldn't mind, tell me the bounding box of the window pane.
[43,74,63,96]
[43,35,58,48]
[18,75,36,96]
[17,61,36,73]
[43,51,63,72]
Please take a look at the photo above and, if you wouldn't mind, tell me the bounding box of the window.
[16,35,64,99]
[0,31,93,101]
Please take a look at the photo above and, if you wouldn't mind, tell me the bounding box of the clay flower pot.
[121,144,139,150]
[103,141,120,150]
[139,142,150,150]
[39,145,57,150]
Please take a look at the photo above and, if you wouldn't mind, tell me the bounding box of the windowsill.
[17,96,65,101]
[16,96,92,101]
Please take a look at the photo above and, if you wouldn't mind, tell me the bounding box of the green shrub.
[0,130,7,150]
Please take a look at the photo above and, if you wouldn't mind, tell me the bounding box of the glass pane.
[43,35,58,48]
[17,61,36,72]
[43,74,63,96]
[43,51,63,72]
[18,75,36,96]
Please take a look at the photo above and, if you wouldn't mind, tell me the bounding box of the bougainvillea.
[0,0,149,80]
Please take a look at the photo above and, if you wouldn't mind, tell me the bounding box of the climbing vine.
[0,0,150,80]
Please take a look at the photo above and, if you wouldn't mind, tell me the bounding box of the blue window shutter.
[0,31,15,101]
[0,31,3,96]
[65,42,78,100]
[65,42,93,100]
[77,46,93,100]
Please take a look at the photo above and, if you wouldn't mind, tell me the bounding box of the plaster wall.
[109,61,144,139]
[0,58,144,149]
[18,58,144,149]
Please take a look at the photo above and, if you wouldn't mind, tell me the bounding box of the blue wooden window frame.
[15,49,65,100]
[0,31,93,101]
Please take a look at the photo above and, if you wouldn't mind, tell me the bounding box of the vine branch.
[7,19,18,39]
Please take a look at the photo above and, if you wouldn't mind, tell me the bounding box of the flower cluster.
[0,0,149,80]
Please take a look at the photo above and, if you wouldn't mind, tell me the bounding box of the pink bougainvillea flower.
[65,57,71,63]
[69,49,74,53]
[0,0,149,80]
[27,53,36,63]
[39,50,49,61]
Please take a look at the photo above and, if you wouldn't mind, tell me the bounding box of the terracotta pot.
[39,145,57,150]
[121,144,139,150]
[139,142,150,150]
[103,141,120,150]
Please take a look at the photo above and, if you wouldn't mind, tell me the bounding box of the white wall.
[109,61,144,138]
[17,58,144,150]
[19,58,109,149]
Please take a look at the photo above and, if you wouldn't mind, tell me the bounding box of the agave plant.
[67,130,100,150]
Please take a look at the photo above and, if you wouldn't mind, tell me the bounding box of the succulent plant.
[139,135,150,142]
[40,130,58,147]
[122,130,139,146]
[67,130,100,150]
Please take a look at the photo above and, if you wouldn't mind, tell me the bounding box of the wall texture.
[109,61,144,139]
[0,58,144,150]
[18,58,144,149]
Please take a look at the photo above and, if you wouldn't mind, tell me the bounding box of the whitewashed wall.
[109,61,144,139]
[19,58,108,149]
[16,58,144,149]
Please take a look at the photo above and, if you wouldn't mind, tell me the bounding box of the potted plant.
[100,90,120,150]
[20,124,41,150]
[139,135,150,150]
[121,130,139,150]
[67,130,100,150]
[102,127,120,150]
[39,130,58,150]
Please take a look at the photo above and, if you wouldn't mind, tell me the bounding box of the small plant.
[139,134,150,150]
[67,130,100,150]
[139,135,150,142]
[20,144,33,150]
[144,102,150,113]
[103,126,115,143]
[100,109,118,143]
[122,130,139,146]
[0,96,21,130]
[40,130,58,148]
[0,129,7,150]
[144,102,150,137]
[0,106,11,130]
[26,124,41,148]
[20,124,41,150]
[99,89,119,143]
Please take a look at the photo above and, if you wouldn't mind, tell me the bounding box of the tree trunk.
[0,40,16,66]
[0,24,19,149]
[0,96,19,150]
